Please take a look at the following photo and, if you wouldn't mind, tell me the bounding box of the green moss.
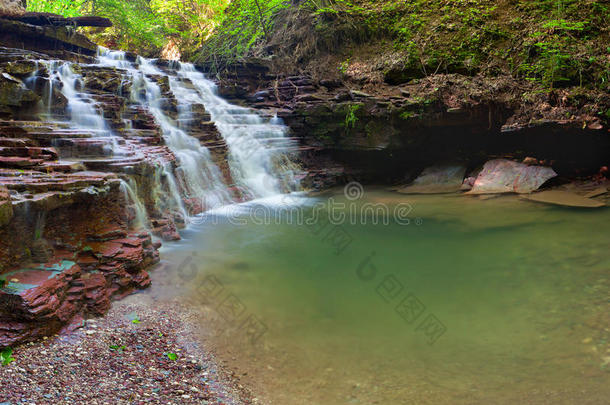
[399,111,416,120]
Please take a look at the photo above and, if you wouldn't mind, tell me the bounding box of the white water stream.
[34,48,301,228]
[97,48,299,201]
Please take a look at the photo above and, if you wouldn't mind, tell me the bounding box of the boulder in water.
[397,165,466,194]
[468,159,557,194]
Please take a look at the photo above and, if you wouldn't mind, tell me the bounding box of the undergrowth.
[196,0,608,90]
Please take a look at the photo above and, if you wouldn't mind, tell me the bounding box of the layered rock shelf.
[197,60,610,189]
[0,44,239,346]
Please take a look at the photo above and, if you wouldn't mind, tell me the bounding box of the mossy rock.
[383,66,425,85]
[1,60,39,77]
[0,73,40,107]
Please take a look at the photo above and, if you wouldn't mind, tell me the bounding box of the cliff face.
[0,19,236,346]
[195,59,609,189]
[192,0,608,187]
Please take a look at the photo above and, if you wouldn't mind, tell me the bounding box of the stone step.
[39,160,85,172]
[0,146,58,159]
[80,157,145,171]
[25,131,96,143]
[0,137,36,147]
[53,138,114,157]
[0,156,44,168]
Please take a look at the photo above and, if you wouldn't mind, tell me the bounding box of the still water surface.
[155,190,610,404]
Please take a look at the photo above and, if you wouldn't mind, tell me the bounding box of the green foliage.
[399,111,416,120]
[290,0,607,90]
[165,352,177,361]
[109,344,127,352]
[27,0,609,91]
[1,348,15,366]
[338,58,350,74]
[344,104,360,131]
[195,0,289,64]
[27,0,231,56]
[28,0,87,17]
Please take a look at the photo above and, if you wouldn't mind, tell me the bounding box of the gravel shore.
[0,293,255,404]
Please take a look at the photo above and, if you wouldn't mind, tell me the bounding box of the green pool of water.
[156,190,610,404]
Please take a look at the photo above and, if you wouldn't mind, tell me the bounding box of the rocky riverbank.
[0,16,240,346]
[0,292,255,404]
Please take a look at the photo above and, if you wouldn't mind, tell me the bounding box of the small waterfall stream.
[119,179,149,229]
[40,61,122,156]
[177,64,300,198]
[29,48,302,232]
[97,48,300,200]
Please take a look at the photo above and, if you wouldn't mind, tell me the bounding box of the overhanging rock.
[0,18,98,56]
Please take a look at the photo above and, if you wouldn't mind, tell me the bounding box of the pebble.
[0,300,250,404]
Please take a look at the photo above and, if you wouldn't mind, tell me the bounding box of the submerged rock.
[522,190,606,208]
[468,159,557,194]
[397,165,466,194]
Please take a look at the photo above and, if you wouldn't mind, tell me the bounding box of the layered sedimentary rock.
[196,60,609,188]
[0,45,238,346]
[0,231,158,347]
[4,12,112,27]
[0,18,98,59]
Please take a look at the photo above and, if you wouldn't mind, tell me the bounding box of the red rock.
[115,245,144,263]
[114,237,142,248]
[88,241,124,259]
[161,230,180,241]
[83,273,107,291]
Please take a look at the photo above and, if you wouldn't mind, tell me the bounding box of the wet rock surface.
[0,45,240,346]
[0,233,158,348]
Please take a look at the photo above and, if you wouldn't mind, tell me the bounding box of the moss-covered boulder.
[0,72,39,107]
[1,60,39,77]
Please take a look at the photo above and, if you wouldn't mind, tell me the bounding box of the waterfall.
[96,47,300,202]
[119,179,149,229]
[150,162,187,222]
[176,63,300,198]
[38,60,123,156]
[28,47,303,233]
[55,63,108,131]
[97,49,232,210]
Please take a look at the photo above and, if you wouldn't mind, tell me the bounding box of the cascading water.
[54,63,108,131]
[38,60,123,156]
[97,49,233,210]
[30,47,304,232]
[119,179,149,229]
[176,63,300,198]
[96,47,300,201]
